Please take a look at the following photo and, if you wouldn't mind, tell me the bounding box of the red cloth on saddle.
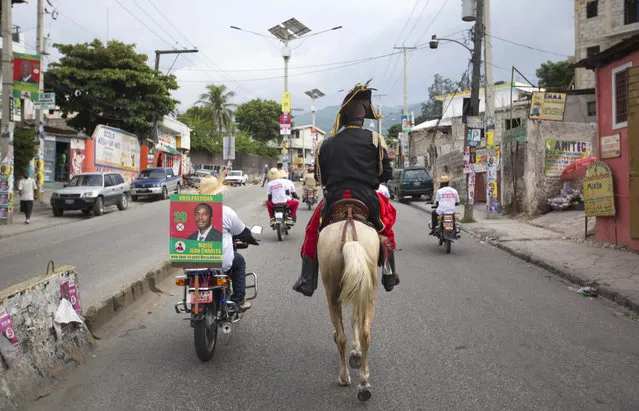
[300,189,396,261]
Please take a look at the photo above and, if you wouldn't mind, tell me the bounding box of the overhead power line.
[488,34,571,57]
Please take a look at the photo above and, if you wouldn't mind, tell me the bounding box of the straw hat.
[198,175,228,195]
[267,168,280,181]
[279,170,288,179]
[439,175,450,184]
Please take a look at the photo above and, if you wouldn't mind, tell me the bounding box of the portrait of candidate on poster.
[169,193,223,268]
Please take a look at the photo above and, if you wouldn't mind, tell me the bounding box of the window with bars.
[505,118,521,130]
[614,68,629,126]
[625,0,639,24]
[587,101,596,117]
[587,1,598,18]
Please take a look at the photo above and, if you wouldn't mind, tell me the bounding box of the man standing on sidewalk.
[18,171,38,224]
[261,164,269,187]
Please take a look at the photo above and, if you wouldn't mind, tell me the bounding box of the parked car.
[130,167,182,201]
[224,170,248,186]
[387,167,434,201]
[184,169,212,188]
[50,172,130,217]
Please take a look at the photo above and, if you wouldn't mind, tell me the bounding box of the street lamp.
[304,88,324,167]
[231,20,342,93]
[429,34,473,55]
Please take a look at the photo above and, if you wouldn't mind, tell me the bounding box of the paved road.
[27,189,639,410]
[0,186,266,308]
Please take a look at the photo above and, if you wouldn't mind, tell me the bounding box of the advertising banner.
[467,172,475,205]
[280,113,291,135]
[0,306,19,347]
[93,125,141,172]
[70,138,86,178]
[600,134,621,159]
[169,194,223,268]
[583,161,615,217]
[544,139,591,177]
[401,114,411,132]
[60,280,82,315]
[529,92,567,121]
[282,92,291,114]
[13,52,40,101]
[33,92,55,110]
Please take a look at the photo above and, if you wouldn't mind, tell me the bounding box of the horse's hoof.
[349,352,362,369]
[338,375,351,386]
[357,387,372,402]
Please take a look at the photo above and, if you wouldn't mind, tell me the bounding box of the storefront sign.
[93,125,140,172]
[600,134,621,159]
[33,92,55,110]
[281,92,291,114]
[12,52,40,101]
[169,194,223,268]
[529,92,567,121]
[544,139,591,177]
[157,130,177,149]
[280,113,291,135]
[583,161,615,217]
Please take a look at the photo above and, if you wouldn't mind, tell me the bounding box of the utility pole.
[152,49,198,143]
[394,45,416,167]
[483,0,496,217]
[374,94,386,135]
[33,0,44,199]
[1,0,14,225]
[464,0,484,222]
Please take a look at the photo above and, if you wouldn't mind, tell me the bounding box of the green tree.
[13,126,36,180]
[177,108,221,154]
[45,39,178,137]
[417,73,469,124]
[387,123,402,139]
[536,60,574,91]
[234,98,281,143]
[196,84,236,143]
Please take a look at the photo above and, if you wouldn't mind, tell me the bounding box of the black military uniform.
[292,81,400,297]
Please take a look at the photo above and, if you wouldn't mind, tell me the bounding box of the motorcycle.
[174,225,262,362]
[427,203,461,254]
[302,187,317,210]
[272,204,294,241]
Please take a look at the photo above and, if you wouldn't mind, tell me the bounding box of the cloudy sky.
[13,0,574,113]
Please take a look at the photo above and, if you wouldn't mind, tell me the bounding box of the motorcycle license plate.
[443,215,453,222]
[190,291,212,304]
[443,222,454,230]
[275,212,283,219]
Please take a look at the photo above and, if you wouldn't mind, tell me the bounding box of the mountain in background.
[293,103,424,135]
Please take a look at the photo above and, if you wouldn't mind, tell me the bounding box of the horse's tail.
[339,241,374,308]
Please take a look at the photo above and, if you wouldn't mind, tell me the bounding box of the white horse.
[317,199,380,402]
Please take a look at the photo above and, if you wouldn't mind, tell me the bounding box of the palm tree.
[196,84,236,143]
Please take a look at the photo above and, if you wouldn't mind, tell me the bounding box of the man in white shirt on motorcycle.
[376,182,390,199]
[266,168,299,227]
[430,175,460,235]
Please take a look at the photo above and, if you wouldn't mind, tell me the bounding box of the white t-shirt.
[376,184,390,199]
[222,206,246,272]
[283,179,296,200]
[18,177,37,201]
[266,179,290,204]
[435,186,460,215]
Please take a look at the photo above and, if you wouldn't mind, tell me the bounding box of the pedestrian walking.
[18,171,38,224]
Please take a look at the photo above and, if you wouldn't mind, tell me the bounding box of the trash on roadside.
[577,286,598,297]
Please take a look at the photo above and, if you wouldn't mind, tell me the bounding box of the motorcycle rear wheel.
[445,240,452,254]
[194,302,218,362]
[277,223,283,241]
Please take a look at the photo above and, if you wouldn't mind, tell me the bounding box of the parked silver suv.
[50,172,130,217]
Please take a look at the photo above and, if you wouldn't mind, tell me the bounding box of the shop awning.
[155,143,180,155]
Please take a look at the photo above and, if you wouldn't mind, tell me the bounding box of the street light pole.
[394,45,416,167]
[1,0,14,225]
[305,89,324,168]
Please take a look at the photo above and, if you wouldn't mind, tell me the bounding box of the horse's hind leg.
[349,305,362,369]
[327,299,350,386]
[357,299,376,402]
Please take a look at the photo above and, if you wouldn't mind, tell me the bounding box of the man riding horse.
[292,81,400,297]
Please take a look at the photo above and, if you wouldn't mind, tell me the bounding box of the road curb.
[406,201,639,314]
[83,261,179,332]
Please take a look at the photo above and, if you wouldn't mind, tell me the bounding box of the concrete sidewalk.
[409,201,639,313]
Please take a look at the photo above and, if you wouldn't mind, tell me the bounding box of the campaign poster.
[0,306,19,347]
[169,193,223,268]
[13,52,40,100]
[60,280,82,315]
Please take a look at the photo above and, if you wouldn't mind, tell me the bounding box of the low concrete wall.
[0,265,94,410]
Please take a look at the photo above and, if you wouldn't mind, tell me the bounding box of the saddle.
[325,199,370,226]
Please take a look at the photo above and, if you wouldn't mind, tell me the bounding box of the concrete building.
[574,0,639,89]
[289,125,326,167]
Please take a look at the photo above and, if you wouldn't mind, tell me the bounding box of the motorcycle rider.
[279,169,299,223]
[199,173,259,311]
[302,167,319,200]
[292,81,400,297]
[266,168,299,227]
[430,175,460,235]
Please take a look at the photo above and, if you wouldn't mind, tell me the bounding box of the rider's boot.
[270,218,276,228]
[292,254,318,297]
[381,249,400,292]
